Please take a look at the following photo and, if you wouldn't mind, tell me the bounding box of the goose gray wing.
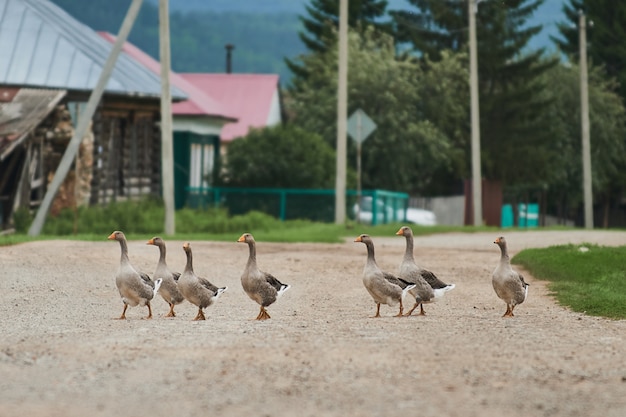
[421,269,449,289]
[140,271,154,288]
[265,272,288,292]
[197,276,219,293]
[383,272,412,290]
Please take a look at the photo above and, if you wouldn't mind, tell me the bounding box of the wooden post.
[159,0,176,235]
[334,0,348,224]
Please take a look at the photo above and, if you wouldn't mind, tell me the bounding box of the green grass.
[513,244,626,319]
[1,197,497,246]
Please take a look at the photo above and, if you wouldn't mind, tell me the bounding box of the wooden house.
[0,0,187,230]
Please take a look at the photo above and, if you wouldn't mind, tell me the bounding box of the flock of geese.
[107,227,530,321]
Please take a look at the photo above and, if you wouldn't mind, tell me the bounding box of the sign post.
[347,109,376,222]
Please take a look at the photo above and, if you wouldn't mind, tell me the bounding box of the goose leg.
[404,302,419,317]
[145,302,153,319]
[117,303,128,320]
[371,303,381,318]
[509,304,516,317]
[395,299,405,317]
[257,306,271,320]
[193,308,206,321]
[419,304,426,316]
[502,304,513,317]
[166,302,176,317]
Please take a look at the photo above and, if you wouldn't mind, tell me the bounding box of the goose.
[396,226,455,315]
[237,233,290,320]
[108,231,162,319]
[147,237,184,317]
[354,234,416,318]
[492,236,529,317]
[178,242,227,321]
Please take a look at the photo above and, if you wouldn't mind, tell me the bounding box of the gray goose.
[396,226,455,316]
[492,236,529,317]
[178,242,227,321]
[108,231,162,319]
[237,233,290,320]
[147,237,184,317]
[354,234,416,318]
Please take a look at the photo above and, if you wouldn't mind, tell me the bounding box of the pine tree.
[553,0,626,100]
[286,0,390,86]
[391,0,558,188]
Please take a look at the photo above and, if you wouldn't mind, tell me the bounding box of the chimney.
[225,44,235,73]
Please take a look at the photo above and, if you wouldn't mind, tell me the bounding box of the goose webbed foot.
[166,303,176,317]
[193,308,206,321]
[419,304,427,316]
[256,306,271,320]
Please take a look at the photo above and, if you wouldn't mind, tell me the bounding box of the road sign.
[347,109,376,143]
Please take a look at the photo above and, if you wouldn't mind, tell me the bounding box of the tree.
[391,0,558,188]
[287,28,466,194]
[553,0,626,101]
[286,0,391,87]
[537,62,626,226]
[219,124,338,188]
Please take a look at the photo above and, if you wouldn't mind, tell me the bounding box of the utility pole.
[335,0,348,224]
[579,10,593,229]
[468,0,483,226]
[159,0,175,235]
[28,0,144,236]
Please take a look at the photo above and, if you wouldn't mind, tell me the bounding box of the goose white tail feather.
[433,284,455,298]
[524,285,529,299]
[216,287,228,299]
[277,284,291,299]
[153,278,163,296]
[402,284,417,298]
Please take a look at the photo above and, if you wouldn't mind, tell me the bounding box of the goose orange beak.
[395,228,403,235]
[183,242,190,250]
[107,232,116,240]
[237,234,246,242]
[494,237,501,244]
[354,236,363,242]
[147,238,155,245]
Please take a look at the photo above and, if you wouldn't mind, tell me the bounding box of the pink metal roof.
[180,74,279,142]
[98,32,236,122]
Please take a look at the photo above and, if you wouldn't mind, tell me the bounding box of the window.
[190,141,214,188]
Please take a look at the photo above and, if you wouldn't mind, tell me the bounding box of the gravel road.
[1,230,625,417]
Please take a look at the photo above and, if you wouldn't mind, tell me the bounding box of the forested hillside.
[51,0,306,83]
[51,0,565,85]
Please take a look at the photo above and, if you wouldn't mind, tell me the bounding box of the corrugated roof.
[0,0,186,99]
[181,74,280,141]
[98,32,236,122]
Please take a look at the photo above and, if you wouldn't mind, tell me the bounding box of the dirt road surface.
[1,230,625,417]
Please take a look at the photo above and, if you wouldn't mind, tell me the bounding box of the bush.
[12,208,33,233]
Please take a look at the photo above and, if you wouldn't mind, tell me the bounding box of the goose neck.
[119,238,130,264]
[247,242,258,269]
[158,243,167,264]
[184,249,194,273]
[403,234,415,262]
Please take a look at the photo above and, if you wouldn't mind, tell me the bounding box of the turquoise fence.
[185,187,409,225]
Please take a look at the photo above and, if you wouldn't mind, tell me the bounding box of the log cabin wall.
[90,100,161,206]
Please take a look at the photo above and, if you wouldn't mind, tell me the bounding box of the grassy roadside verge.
[513,244,626,320]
